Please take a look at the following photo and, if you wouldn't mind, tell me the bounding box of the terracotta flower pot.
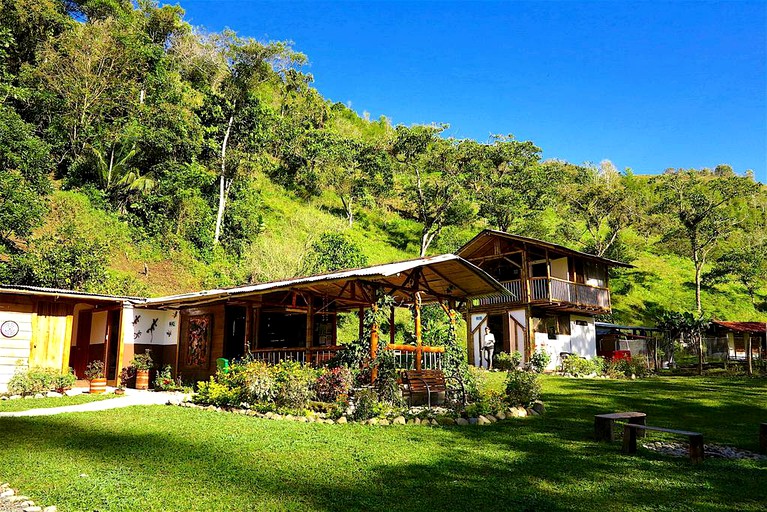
[135,369,150,390]
[89,378,107,395]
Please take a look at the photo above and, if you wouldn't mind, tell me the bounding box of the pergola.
[142,254,510,377]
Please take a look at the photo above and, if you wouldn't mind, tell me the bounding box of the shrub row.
[561,355,651,378]
[7,367,76,396]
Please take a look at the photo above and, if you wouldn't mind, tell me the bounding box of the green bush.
[272,361,318,410]
[494,351,522,371]
[466,387,507,417]
[561,356,602,377]
[154,365,182,391]
[351,388,379,421]
[241,360,277,404]
[527,351,551,373]
[504,369,541,408]
[7,367,75,396]
[194,377,243,407]
[616,357,651,378]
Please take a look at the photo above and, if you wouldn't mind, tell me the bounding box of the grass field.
[0,394,117,413]
[0,376,765,511]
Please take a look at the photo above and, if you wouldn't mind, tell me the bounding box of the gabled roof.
[142,254,510,309]
[711,320,767,334]
[0,284,135,303]
[456,229,634,268]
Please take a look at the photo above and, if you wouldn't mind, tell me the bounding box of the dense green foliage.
[0,1,765,327]
[0,375,765,511]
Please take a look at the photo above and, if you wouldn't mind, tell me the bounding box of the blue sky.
[176,1,766,180]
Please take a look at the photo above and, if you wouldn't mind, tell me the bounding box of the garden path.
[0,390,184,418]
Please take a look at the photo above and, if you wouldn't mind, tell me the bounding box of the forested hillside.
[1,0,765,325]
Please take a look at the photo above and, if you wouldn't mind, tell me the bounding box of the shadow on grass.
[1,397,765,512]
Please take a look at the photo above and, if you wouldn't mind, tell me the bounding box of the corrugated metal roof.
[711,320,767,334]
[457,229,634,268]
[0,284,136,302]
[143,254,510,307]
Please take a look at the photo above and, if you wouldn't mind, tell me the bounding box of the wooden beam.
[415,292,422,371]
[389,306,396,346]
[371,302,379,383]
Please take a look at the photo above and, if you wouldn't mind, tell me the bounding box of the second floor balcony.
[476,277,611,311]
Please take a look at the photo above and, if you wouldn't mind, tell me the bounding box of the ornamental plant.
[313,367,352,402]
[84,360,105,380]
[130,350,154,371]
[504,369,541,408]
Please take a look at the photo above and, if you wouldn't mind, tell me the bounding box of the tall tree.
[0,106,52,251]
[205,31,306,246]
[393,125,475,256]
[654,168,759,313]
[470,135,545,233]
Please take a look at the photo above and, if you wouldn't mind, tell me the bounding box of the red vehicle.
[597,335,632,360]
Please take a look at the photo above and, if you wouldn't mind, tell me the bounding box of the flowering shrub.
[154,365,183,391]
[313,367,352,402]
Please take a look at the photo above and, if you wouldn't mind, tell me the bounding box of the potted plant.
[130,350,154,390]
[116,366,136,395]
[84,360,106,394]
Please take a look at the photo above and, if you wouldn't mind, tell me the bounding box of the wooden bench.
[401,369,446,408]
[623,423,704,464]
[594,412,647,442]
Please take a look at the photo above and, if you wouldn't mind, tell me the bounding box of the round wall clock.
[1,320,19,338]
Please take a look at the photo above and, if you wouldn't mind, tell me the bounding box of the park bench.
[400,369,446,408]
[594,412,647,442]
[622,423,704,464]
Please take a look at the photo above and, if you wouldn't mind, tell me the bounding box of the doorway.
[71,310,92,379]
[224,306,247,360]
[105,310,120,382]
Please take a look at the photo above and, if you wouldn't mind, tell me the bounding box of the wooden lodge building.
[457,230,632,370]
[0,230,631,391]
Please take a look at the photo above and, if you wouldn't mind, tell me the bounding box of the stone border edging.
[167,399,544,426]
[0,483,57,512]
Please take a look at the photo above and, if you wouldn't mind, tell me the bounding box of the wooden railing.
[475,277,610,310]
[247,344,445,370]
[249,346,344,366]
[386,344,445,370]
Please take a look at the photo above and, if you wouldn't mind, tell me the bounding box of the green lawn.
[0,376,765,511]
[0,393,117,413]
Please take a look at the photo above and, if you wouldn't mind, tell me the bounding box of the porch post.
[746,332,753,376]
[306,300,314,365]
[389,306,396,346]
[358,307,364,340]
[415,292,423,371]
[371,303,379,382]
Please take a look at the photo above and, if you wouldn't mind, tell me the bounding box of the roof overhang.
[0,284,134,304]
[456,229,634,268]
[141,254,511,310]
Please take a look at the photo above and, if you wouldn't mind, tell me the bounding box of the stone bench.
[594,412,647,442]
[623,423,704,464]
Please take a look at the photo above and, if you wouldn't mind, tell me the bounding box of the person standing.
[483,327,496,369]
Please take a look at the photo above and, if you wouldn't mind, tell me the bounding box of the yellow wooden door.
[30,302,73,371]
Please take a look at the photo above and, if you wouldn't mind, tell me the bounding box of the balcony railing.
[475,277,610,310]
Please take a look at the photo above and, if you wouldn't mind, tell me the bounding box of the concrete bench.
[594,412,647,442]
[623,423,704,464]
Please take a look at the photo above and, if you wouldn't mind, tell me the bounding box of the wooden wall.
[178,305,225,383]
[0,298,35,392]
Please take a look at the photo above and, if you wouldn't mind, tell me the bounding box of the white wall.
[570,315,597,358]
[0,310,33,393]
[125,308,179,346]
[534,332,571,371]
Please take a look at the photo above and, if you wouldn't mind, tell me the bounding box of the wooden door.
[30,302,73,371]
[469,313,488,368]
[71,310,92,378]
